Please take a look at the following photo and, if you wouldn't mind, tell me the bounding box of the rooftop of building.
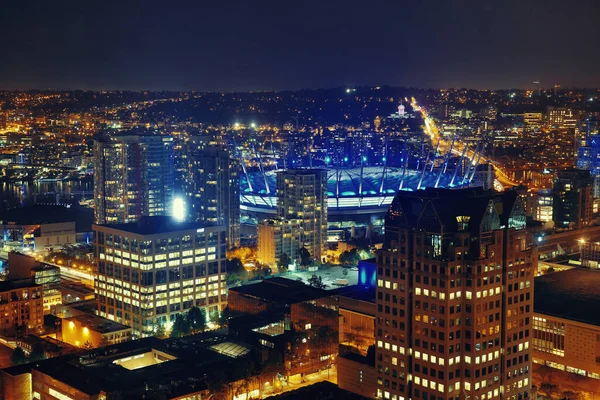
[270,381,370,400]
[276,168,328,176]
[330,285,377,304]
[95,216,213,236]
[64,313,131,334]
[2,332,251,398]
[534,268,600,326]
[0,205,92,232]
[229,277,329,304]
[0,279,40,292]
[386,187,524,233]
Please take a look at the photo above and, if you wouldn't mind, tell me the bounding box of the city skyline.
[1,0,600,91]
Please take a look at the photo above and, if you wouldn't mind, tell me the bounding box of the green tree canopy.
[11,347,27,366]
[307,274,326,289]
[277,253,291,271]
[298,247,311,267]
[30,342,45,362]
[170,313,191,338]
[187,306,206,332]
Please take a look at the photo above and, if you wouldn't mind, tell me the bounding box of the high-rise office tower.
[187,147,240,249]
[276,169,328,263]
[376,188,534,400]
[94,134,174,224]
[93,216,227,337]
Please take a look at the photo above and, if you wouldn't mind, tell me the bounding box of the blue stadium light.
[343,157,348,162]
[325,156,331,164]
[362,156,367,162]
[382,157,386,162]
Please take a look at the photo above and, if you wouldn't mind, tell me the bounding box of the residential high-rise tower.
[186,147,240,248]
[276,169,328,263]
[94,134,174,224]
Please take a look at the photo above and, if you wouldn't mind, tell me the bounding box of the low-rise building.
[62,314,133,348]
[229,277,339,378]
[0,280,43,336]
[0,334,258,400]
[8,252,61,313]
[533,268,600,380]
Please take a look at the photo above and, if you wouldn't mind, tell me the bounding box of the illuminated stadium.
[240,166,465,226]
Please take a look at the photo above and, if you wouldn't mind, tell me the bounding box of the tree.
[277,253,291,272]
[226,272,241,287]
[298,247,311,267]
[187,306,206,332]
[170,313,191,338]
[153,319,166,338]
[308,274,326,289]
[11,347,27,366]
[339,248,360,265]
[226,258,245,275]
[209,308,221,325]
[219,306,230,326]
[82,340,94,350]
[30,342,45,362]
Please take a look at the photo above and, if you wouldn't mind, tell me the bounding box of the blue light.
[537,236,543,243]
[362,156,367,162]
[325,156,331,164]
[343,157,348,162]
[382,157,386,162]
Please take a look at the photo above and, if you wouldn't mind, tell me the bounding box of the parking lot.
[286,265,358,289]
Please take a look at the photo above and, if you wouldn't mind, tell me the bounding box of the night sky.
[1,0,599,91]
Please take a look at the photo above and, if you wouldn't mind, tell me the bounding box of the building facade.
[533,268,600,381]
[62,314,132,348]
[375,188,534,400]
[552,168,594,229]
[93,216,227,337]
[257,218,300,267]
[94,134,174,224]
[275,169,328,263]
[0,280,43,336]
[186,147,240,248]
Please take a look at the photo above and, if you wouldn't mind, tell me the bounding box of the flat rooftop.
[0,279,40,292]
[65,314,131,334]
[0,205,93,232]
[330,285,376,304]
[534,268,600,326]
[230,277,329,304]
[95,216,209,235]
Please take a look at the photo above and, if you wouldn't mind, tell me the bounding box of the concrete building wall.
[533,313,600,380]
[1,371,32,400]
[337,355,377,399]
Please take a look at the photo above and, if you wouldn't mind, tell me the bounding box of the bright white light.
[346,89,351,93]
[173,197,186,221]
[250,122,256,128]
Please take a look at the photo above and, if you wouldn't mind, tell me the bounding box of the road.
[411,98,520,189]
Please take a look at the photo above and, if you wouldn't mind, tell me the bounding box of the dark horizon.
[2,0,600,91]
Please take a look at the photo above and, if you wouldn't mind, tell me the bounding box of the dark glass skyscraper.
[186,147,240,248]
[94,134,174,224]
